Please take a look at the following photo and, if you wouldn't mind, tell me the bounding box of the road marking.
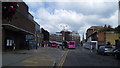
[23,60,38,63]
[22,56,54,66]
[58,50,69,68]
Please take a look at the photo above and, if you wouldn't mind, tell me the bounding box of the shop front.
[2,24,34,51]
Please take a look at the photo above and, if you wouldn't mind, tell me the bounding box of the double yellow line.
[58,50,69,68]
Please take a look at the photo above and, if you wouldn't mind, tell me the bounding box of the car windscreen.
[99,46,105,49]
[105,46,112,48]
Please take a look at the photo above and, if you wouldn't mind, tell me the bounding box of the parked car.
[97,45,115,55]
[50,43,58,47]
[113,48,120,59]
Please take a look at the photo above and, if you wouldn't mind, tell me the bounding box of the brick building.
[2,2,36,51]
[49,33,63,42]
[86,26,103,42]
[86,26,120,46]
[41,28,49,44]
[35,22,41,46]
[60,31,71,41]
[70,31,80,44]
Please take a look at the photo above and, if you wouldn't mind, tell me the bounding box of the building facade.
[41,28,49,44]
[35,22,40,47]
[49,33,63,42]
[70,31,80,44]
[86,26,120,47]
[2,2,36,51]
[60,31,71,41]
[86,26,103,42]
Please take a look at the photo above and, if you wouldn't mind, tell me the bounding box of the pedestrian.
[62,42,65,50]
[81,42,83,46]
[64,41,68,48]
[44,44,46,47]
[27,41,30,50]
[36,43,38,50]
[107,42,111,46]
[13,42,16,51]
[42,41,44,47]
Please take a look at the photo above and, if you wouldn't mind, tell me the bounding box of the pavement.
[2,46,67,67]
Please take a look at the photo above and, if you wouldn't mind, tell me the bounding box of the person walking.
[62,40,67,50]
[62,42,65,50]
[64,41,68,48]
[13,42,16,51]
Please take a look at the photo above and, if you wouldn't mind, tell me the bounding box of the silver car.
[97,46,115,55]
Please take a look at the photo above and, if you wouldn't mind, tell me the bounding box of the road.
[60,46,120,66]
[2,46,120,67]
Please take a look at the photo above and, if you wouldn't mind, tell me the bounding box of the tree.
[108,25,112,28]
[107,25,114,31]
[115,25,120,33]
[100,25,113,32]
[104,24,107,28]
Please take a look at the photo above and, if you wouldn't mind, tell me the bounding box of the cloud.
[34,9,85,33]
[24,1,118,38]
[100,10,118,27]
[24,0,118,2]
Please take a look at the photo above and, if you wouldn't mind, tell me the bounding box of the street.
[62,46,120,66]
[1,1,120,68]
[2,46,120,67]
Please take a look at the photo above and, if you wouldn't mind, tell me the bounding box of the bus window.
[70,42,74,45]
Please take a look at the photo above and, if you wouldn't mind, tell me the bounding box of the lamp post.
[60,25,67,41]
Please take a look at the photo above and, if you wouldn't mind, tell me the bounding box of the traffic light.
[2,2,19,21]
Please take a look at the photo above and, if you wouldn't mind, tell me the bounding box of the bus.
[68,41,76,49]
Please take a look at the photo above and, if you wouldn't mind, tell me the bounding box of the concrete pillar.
[0,1,2,68]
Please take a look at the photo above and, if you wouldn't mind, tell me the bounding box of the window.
[7,40,10,46]
[6,39,14,46]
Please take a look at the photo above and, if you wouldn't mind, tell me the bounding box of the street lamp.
[60,25,68,41]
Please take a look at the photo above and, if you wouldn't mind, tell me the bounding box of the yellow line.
[23,60,35,63]
[58,50,69,68]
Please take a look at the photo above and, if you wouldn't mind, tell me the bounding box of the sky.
[24,0,119,38]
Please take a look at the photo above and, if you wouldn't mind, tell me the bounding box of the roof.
[89,26,103,30]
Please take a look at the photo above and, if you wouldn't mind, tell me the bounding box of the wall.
[2,2,35,51]
[106,32,119,45]
[87,29,94,37]
[0,1,2,67]
[98,32,105,42]
[2,2,35,35]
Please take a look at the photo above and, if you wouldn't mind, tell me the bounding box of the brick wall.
[98,32,105,42]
